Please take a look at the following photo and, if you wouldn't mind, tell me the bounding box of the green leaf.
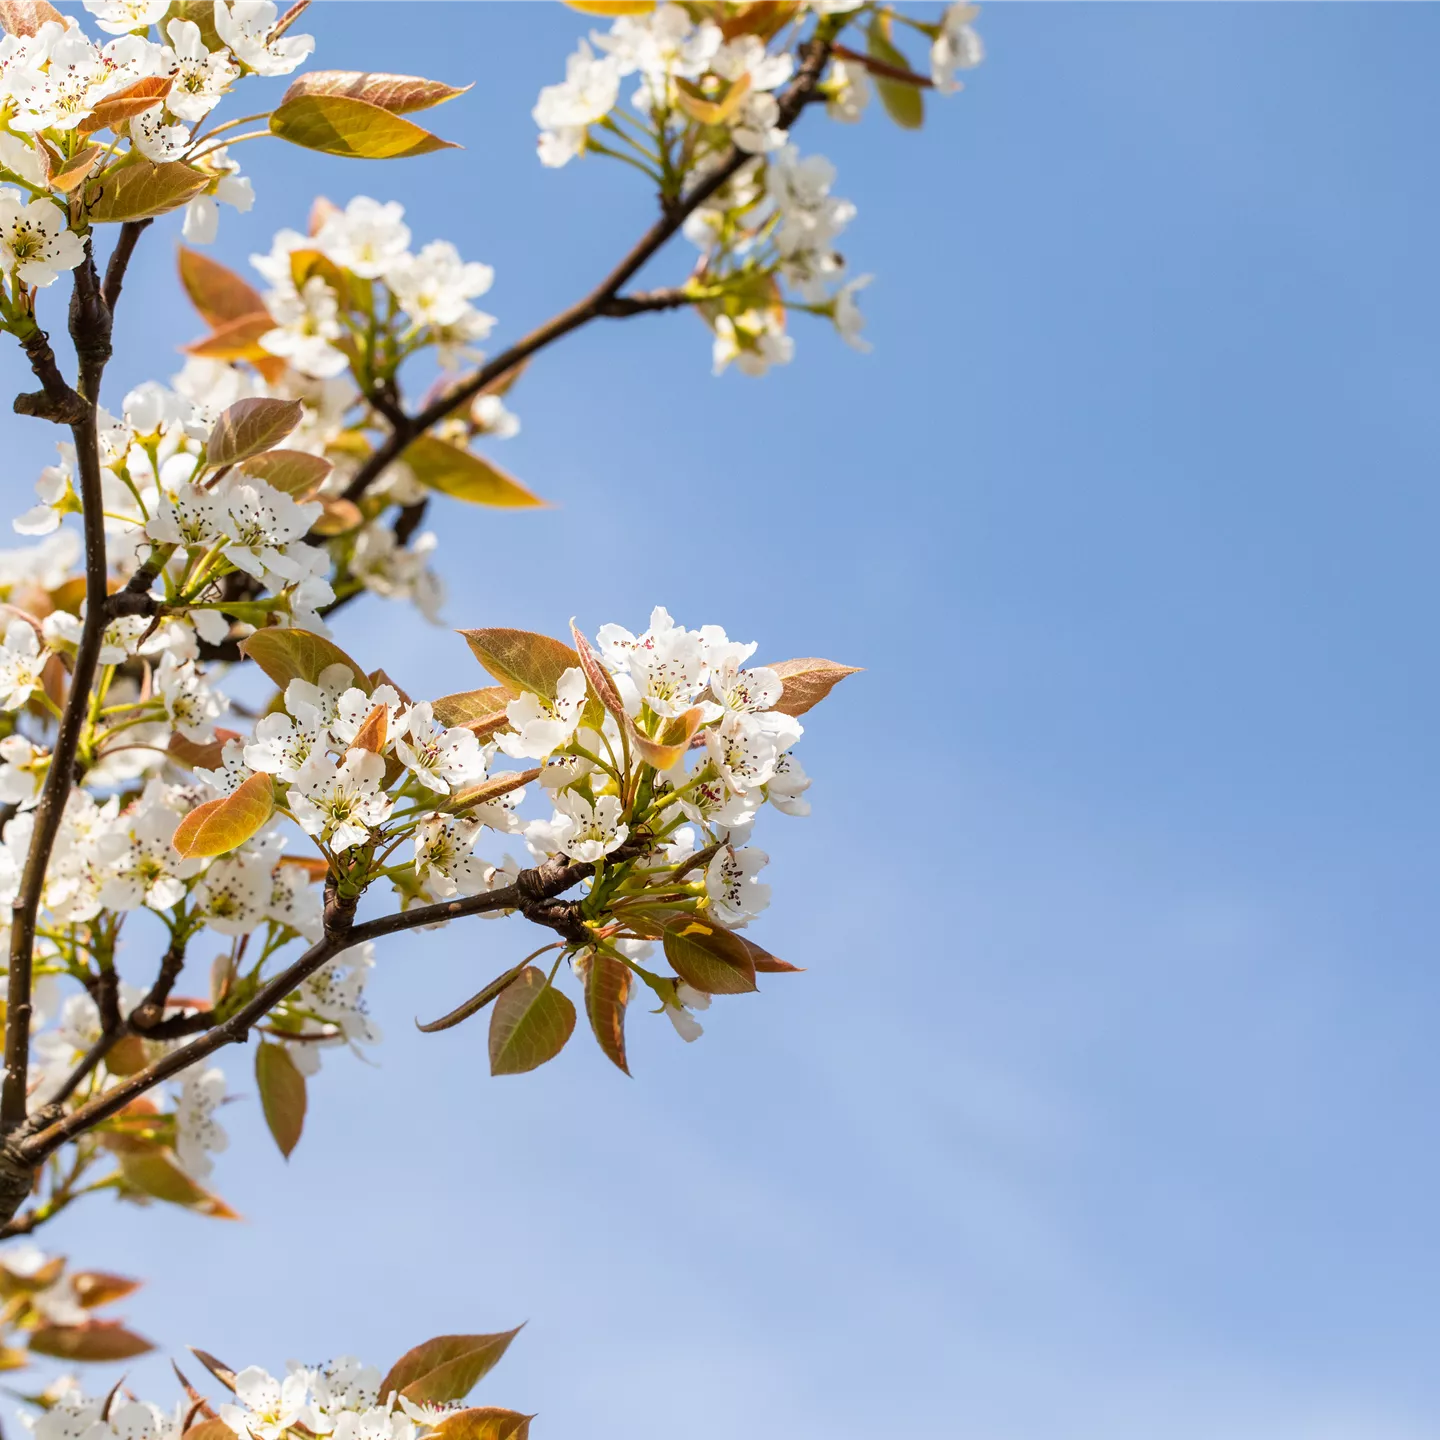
[379,1330,525,1405]
[661,916,757,995]
[84,160,211,222]
[269,93,459,159]
[584,954,632,1075]
[867,16,925,129]
[282,70,473,115]
[430,1410,532,1440]
[460,629,582,701]
[116,1151,239,1218]
[27,1322,153,1363]
[207,397,305,468]
[768,657,862,717]
[404,435,544,509]
[240,448,333,497]
[171,771,274,860]
[239,629,370,694]
[489,966,576,1076]
[255,1042,306,1159]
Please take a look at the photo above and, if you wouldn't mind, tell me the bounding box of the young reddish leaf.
[630,707,705,770]
[171,771,273,859]
[430,1410,532,1440]
[255,1042,306,1160]
[661,917,757,995]
[404,435,543,509]
[269,93,459,159]
[368,668,413,703]
[310,497,363,536]
[447,768,538,815]
[189,1347,239,1392]
[0,0,63,34]
[460,629,582,701]
[282,70,473,115]
[167,727,240,771]
[71,1271,142,1310]
[430,686,511,732]
[867,14,925,130]
[80,75,173,134]
[489,967,576,1076]
[238,448,333,497]
[379,1329,525,1404]
[182,1421,239,1440]
[102,1033,149,1077]
[569,618,626,724]
[84,160,211,223]
[28,1322,153,1362]
[562,0,655,13]
[584,954,632,1075]
[350,703,388,755]
[117,1152,241,1219]
[674,72,751,125]
[0,1254,64,1293]
[768,657,862,717]
[417,962,527,1035]
[736,935,803,973]
[47,144,102,193]
[207,397,305,467]
[179,247,267,328]
[183,312,275,362]
[239,628,369,693]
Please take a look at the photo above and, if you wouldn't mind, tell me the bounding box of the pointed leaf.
[768,657,861,717]
[630,707,705,770]
[171,771,273,859]
[282,70,472,115]
[379,1329,524,1404]
[430,1411,531,1440]
[179,247,267,328]
[0,0,62,35]
[447,768,538,815]
[239,449,333,497]
[255,1041,306,1159]
[489,967,576,1076]
[167,728,240,771]
[48,145,102,194]
[71,1272,142,1310]
[28,1322,153,1362]
[460,629,581,701]
[417,962,527,1035]
[736,935,803,973]
[188,1348,238,1392]
[867,15,925,129]
[80,75,173,135]
[563,1,655,12]
[182,1422,238,1440]
[661,916,757,995]
[84,160,210,222]
[116,1151,239,1218]
[430,686,510,732]
[207,398,304,468]
[239,629,370,693]
[584,954,631,1075]
[350,703,388,755]
[404,435,543,509]
[269,93,458,159]
[183,312,274,362]
[569,618,625,724]
[165,0,224,50]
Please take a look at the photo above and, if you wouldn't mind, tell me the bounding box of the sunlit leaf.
[661,916,757,995]
[404,435,543,509]
[349,703,388,755]
[583,954,631,1075]
[0,1255,63,1293]
[167,729,238,771]
[239,448,333,497]
[379,1329,524,1405]
[28,1322,153,1363]
[84,160,211,222]
[417,962,527,1035]
[310,497,363,536]
[674,73,750,126]
[768,657,861,716]
[255,1042,306,1160]
[178,247,267,328]
[736,935,803,973]
[188,1347,238,1392]
[171,771,273,859]
[282,70,472,115]
[718,0,801,42]
[164,0,224,50]
[0,1345,27,1370]
[569,618,626,724]
[447,768,538,815]
[562,0,654,12]
[269,93,458,159]
[430,686,511,732]
[71,1272,142,1310]
[182,312,276,364]
[867,14,925,129]
[116,1151,239,1218]
[430,1410,532,1440]
[0,0,63,36]
[80,75,173,135]
[629,706,705,770]
[47,144,102,194]
[239,628,370,693]
[182,1421,239,1440]
[207,397,304,468]
[460,629,581,701]
[489,967,576,1076]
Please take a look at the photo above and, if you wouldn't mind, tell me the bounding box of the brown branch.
[340,30,836,505]
[101,219,153,315]
[596,287,695,318]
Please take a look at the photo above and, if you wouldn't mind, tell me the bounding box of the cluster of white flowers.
[27,1377,184,1440]
[253,195,497,380]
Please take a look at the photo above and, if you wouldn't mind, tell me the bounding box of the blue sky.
[4,3,1440,1438]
